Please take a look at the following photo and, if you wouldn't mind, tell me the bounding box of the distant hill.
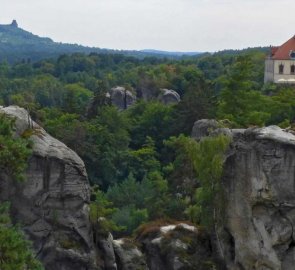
[140,49,201,57]
[0,20,269,63]
[214,46,269,56]
[0,21,127,63]
[0,21,203,63]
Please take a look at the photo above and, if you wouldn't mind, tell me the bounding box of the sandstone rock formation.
[6,105,295,270]
[109,86,136,110]
[0,106,98,270]
[221,126,295,270]
[136,222,216,270]
[109,86,180,108]
[158,89,180,105]
[191,119,219,140]
[192,119,295,269]
[113,238,148,270]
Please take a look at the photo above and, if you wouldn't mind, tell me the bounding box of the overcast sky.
[1,0,294,52]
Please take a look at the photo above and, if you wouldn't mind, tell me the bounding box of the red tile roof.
[272,35,295,60]
[271,47,278,56]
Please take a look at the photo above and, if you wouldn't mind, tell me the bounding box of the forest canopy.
[1,48,294,235]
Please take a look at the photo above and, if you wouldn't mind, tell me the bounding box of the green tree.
[111,205,148,235]
[90,188,122,238]
[31,75,64,108]
[127,137,161,181]
[217,56,254,124]
[127,101,174,149]
[172,76,216,135]
[217,56,273,127]
[84,106,131,188]
[268,88,295,125]
[40,109,87,153]
[186,135,231,228]
[0,114,32,181]
[106,174,143,208]
[163,134,198,199]
[0,203,43,270]
[63,83,93,114]
[0,114,42,269]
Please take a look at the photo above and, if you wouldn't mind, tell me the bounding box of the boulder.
[191,119,219,140]
[0,106,98,270]
[158,89,180,105]
[109,86,136,110]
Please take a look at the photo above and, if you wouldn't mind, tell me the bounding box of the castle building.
[11,20,18,28]
[264,35,295,84]
[0,20,18,28]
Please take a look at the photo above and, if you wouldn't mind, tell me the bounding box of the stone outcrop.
[113,238,148,270]
[97,233,117,270]
[158,89,180,105]
[220,126,295,270]
[108,86,180,108]
[8,105,295,270]
[136,222,216,270]
[109,86,136,110]
[191,119,219,140]
[192,119,295,269]
[0,106,98,270]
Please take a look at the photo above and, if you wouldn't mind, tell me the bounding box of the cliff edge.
[193,120,295,269]
[0,106,97,270]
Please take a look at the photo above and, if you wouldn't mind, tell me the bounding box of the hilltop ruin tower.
[10,20,18,28]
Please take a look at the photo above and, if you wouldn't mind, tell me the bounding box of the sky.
[1,0,295,52]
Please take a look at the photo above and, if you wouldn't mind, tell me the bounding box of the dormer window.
[290,50,295,59]
[279,64,284,74]
[291,65,295,74]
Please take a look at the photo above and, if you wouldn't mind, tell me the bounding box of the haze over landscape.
[4,1,295,270]
[1,0,294,52]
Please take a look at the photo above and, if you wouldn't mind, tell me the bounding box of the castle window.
[279,64,284,74]
[291,65,295,74]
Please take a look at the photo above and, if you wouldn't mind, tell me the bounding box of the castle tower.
[11,20,18,28]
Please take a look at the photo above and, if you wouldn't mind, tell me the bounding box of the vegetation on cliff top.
[0,114,43,269]
[0,113,32,181]
[0,203,43,270]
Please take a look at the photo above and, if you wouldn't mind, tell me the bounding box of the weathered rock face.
[109,86,180,108]
[191,119,219,140]
[136,222,216,270]
[158,89,180,105]
[192,120,295,270]
[113,238,148,270]
[0,106,98,270]
[219,126,295,270]
[8,105,295,270]
[109,86,136,110]
[97,233,117,270]
[190,119,295,269]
